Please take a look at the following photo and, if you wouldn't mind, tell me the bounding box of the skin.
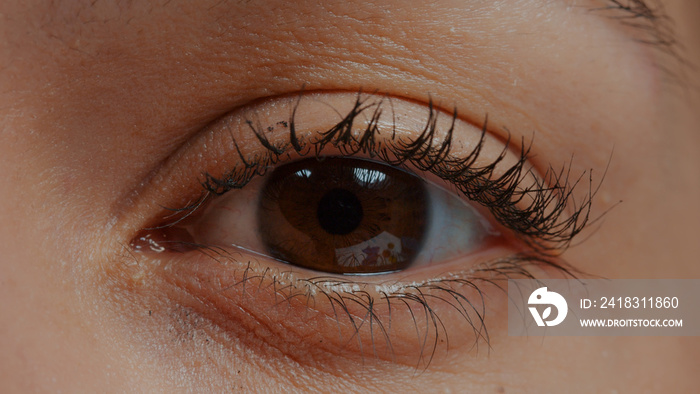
[0,0,699,392]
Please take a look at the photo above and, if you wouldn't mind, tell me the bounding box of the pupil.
[257,157,429,274]
[317,188,363,235]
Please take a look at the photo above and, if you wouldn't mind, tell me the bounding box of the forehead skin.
[0,0,699,392]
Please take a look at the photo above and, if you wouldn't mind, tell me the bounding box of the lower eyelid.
[126,92,510,222]
[130,248,517,369]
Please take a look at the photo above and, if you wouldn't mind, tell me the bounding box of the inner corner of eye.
[140,157,498,275]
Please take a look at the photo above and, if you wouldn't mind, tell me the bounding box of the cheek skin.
[102,250,697,393]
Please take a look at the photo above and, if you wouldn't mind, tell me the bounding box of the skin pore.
[0,0,699,392]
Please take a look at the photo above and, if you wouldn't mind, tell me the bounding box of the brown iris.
[258,157,429,274]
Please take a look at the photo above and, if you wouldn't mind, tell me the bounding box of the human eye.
[166,155,499,275]
[125,91,594,368]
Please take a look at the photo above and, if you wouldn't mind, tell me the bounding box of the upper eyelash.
[198,93,600,255]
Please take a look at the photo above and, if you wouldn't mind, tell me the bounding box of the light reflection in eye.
[353,167,387,188]
[295,169,312,178]
[173,157,499,275]
[335,231,402,269]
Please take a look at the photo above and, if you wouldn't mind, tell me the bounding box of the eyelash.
[136,93,600,368]
[198,94,596,255]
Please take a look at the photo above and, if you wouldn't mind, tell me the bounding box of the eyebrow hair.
[591,0,688,83]
[593,0,681,55]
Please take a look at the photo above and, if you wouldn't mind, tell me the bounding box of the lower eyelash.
[131,236,578,369]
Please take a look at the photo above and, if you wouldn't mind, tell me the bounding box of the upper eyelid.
[115,91,483,225]
[122,92,597,257]
[214,94,596,253]
[201,93,517,192]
